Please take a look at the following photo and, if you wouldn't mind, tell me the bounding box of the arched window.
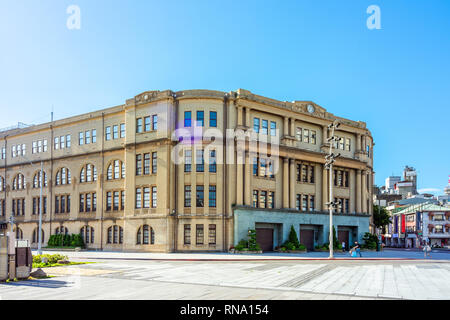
[33,171,47,188]
[12,173,26,190]
[107,160,125,180]
[32,228,45,243]
[16,227,23,239]
[137,225,155,245]
[55,226,68,235]
[80,164,97,183]
[107,225,123,244]
[55,167,71,185]
[0,176,4,191]
[80,226,94,244]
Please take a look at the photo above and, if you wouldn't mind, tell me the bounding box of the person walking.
[353,241,362,257]
[423,242,432,258]
[342,241,346,252]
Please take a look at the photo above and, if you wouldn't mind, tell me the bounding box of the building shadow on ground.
[1,278,73,289]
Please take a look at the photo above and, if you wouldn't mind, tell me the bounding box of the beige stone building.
[0,89,374,252]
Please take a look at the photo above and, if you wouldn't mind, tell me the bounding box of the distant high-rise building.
[385,176,401,194]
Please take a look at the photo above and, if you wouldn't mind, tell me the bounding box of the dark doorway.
[338,230,349,250]
[256,228,274,252]
[300,229,315,251]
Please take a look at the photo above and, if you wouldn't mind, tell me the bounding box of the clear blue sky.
[0,0,449,194]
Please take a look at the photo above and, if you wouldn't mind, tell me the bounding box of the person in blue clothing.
[353,241,362,257]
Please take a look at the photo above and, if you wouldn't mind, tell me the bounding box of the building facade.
[0,89,374,252]
[384,203,450,248]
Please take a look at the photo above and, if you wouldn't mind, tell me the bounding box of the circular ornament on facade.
[307,104,315,113]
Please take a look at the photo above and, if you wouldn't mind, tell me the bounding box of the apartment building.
[0,89,374,252]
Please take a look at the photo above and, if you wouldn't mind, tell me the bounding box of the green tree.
[288,225,300,248]
[373,205,392,229]
[247,229,261,251]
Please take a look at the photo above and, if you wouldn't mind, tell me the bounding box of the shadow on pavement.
[2,278,72,289]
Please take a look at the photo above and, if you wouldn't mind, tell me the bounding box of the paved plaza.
[0,249,449,300]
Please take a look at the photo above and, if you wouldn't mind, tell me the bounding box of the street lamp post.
[37,160,43,255]
[325,120,341,259]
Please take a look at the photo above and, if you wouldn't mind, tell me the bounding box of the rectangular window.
[260,191,267,208]
[301,164,308,183]
[184,185,191,207]
[256,158,265,177]
[120,124,125,138]
[261,120,268,135]
[54,137,59,149]
[252,190,259,208]
[339,137,345,150]
[209,150,216,173]
[296,127,302,141]
[184,111,192,127]
[113,125,118,139]
[253,118,260,133]
[78,132,83,145]
[344,199,349,213]
[270,121,276,136]
[79,194,85,212]
[345,138,351,151]
[253,157,259,176]
[184,150,192,172]
[196,224,204,245]
[105,126,111,140]
[344,171,349,188]
[135,188,142,209]
[143,187,150,208]
[38,140,43,153]
[144,116,151,131]
[196,111,204,127]
[196,185,204,208]
[268,191,275,209]
[311,130,316,144]
[209,185,216,208]
[55,196,59,214]
[296,194,301,210]
[309,165,315,183]
[209,225,216,245]
[93,193,97,211]
[143,153,150,175]
[136,154,142,175]
[302,195,308,211]
[152,186,157,208]
[152,152,157,174]
[210,111,217,127]
[303,129,309,143]
[106,192,112,211]
[310,195,315,212]
[32,141,37,154]
[136,118,143,133]
[60,196,66,213]
[152,115,158,130]
[113,191,119,210]
[184,224,191,245]
[92,130,96,143]
[196,149,204,172]
[121,191,125,210]
[83,131,89,144]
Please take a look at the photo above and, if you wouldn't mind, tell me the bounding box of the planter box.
[233,250,263,254]
[275,249,307,253]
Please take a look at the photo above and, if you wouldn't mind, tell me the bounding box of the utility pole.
[325,120,341,259]
[38,160,43,255]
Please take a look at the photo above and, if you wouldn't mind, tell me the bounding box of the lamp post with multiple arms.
[325,120,341,259]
